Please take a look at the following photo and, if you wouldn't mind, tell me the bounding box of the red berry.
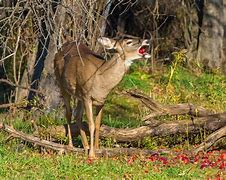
[159,157,168,164]
[219,161,226,169]
[177,154,190,164]
[127,156,136,165]
[200,160,210,169]
[148,154,159,162]
[87,158,94,164]
[215,174,223,180]
[220,152,226,160]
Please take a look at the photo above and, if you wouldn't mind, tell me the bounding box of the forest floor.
[0,62,226,179]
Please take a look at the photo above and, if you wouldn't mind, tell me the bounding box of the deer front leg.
[84,98,95,159]
[74,100,89,154]
[95,105,103,149]
[63,94,73,149]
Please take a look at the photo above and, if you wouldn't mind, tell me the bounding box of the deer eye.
[126,40,133,45]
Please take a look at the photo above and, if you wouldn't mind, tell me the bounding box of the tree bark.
[197,0,225,70]
[27,18,50,103]
[100,0,113,36]
[222,0,226,73]
[186,0,225,72]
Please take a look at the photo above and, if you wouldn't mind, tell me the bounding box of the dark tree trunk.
[222,0,226,73]
[186,0,225,72]
[197,0,225,70]
[17,45,38,102]
[28,20,50,103]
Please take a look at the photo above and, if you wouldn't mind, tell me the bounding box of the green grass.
[153,67,226,110]
[0,62,226,179]
[0,141,217,179]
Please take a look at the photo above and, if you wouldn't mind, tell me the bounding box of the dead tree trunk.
[33,90,226,144]
[17,45,38,102]
[1,91,225,153]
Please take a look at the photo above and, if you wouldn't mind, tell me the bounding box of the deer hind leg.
[63,93,73,148]
[95,105,103,150]
[84,98,95,159]
[74,100,89,153]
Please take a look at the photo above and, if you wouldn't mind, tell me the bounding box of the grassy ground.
[0,134,225,179]
[0,62,226,179]
[0,131,225,180]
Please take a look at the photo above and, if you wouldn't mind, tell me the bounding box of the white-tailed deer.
[54,37,151,158]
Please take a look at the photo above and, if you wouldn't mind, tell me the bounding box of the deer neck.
[98,53,128,77]
[88,53,128,105]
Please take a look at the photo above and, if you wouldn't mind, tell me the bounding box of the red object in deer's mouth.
[138,47,146,54]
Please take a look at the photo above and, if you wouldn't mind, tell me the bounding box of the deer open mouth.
[138,45,151,58]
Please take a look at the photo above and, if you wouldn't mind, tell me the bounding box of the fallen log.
[35,112,226,142]
[195,125,226,153]
[0,123,159,157]
[142,103,211,120]
[126,91,211,120]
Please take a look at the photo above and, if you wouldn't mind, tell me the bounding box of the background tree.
[184,0,225,72]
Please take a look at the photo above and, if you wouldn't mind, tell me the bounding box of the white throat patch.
[125,59,133,69]
[124,55,142,69]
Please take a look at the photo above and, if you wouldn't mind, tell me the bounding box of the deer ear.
[98,37,116,49]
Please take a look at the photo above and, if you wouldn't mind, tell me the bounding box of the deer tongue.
[138,47,146,54]
[138,46,151,58]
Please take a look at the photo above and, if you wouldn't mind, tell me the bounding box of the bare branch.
[0,79,43,95]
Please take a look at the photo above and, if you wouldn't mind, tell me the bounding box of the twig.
[0,79,43,95]
[0,102,23,109]
[0,53,15,63]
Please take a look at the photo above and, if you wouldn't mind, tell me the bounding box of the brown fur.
[54,38,150,158]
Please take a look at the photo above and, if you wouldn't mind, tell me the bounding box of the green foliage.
[37,110,65,128]
[167,50,187,88]
[120,67,151,92]
[142,137,159,150]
